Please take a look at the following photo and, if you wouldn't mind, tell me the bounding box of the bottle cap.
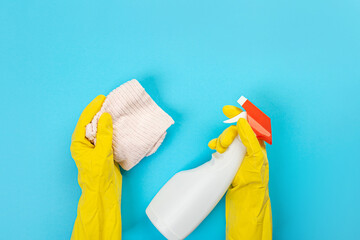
[223,96,272,144]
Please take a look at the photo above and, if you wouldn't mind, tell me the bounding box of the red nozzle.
[239,97,272,144]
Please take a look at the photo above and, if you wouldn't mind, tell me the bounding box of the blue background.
[1,0,359,239]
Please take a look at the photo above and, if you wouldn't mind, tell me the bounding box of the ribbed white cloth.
[86,79,174,170]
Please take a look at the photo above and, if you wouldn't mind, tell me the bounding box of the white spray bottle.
[146,96,272,240]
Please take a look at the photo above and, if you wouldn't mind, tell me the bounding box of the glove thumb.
[237,118,263,161]
[95,112,113,154]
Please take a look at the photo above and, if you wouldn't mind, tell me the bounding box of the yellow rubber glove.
[208,105,272,240]
[70,95,122,240]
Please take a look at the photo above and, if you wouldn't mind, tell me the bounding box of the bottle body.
[146,136,247,239]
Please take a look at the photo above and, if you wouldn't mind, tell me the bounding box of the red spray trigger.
[223,96,272,144]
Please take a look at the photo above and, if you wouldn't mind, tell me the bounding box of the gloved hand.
[70,95,122,240]
[208,105,272,240]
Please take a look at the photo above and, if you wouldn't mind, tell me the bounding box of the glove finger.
[72,95,106,142]
[219,125,238,148]
[216,136,227,153]
[209,126,237,153]
[223,105,243,119]
[237,118,262,158]
[95,112,113,154]
[208,138,217,150]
